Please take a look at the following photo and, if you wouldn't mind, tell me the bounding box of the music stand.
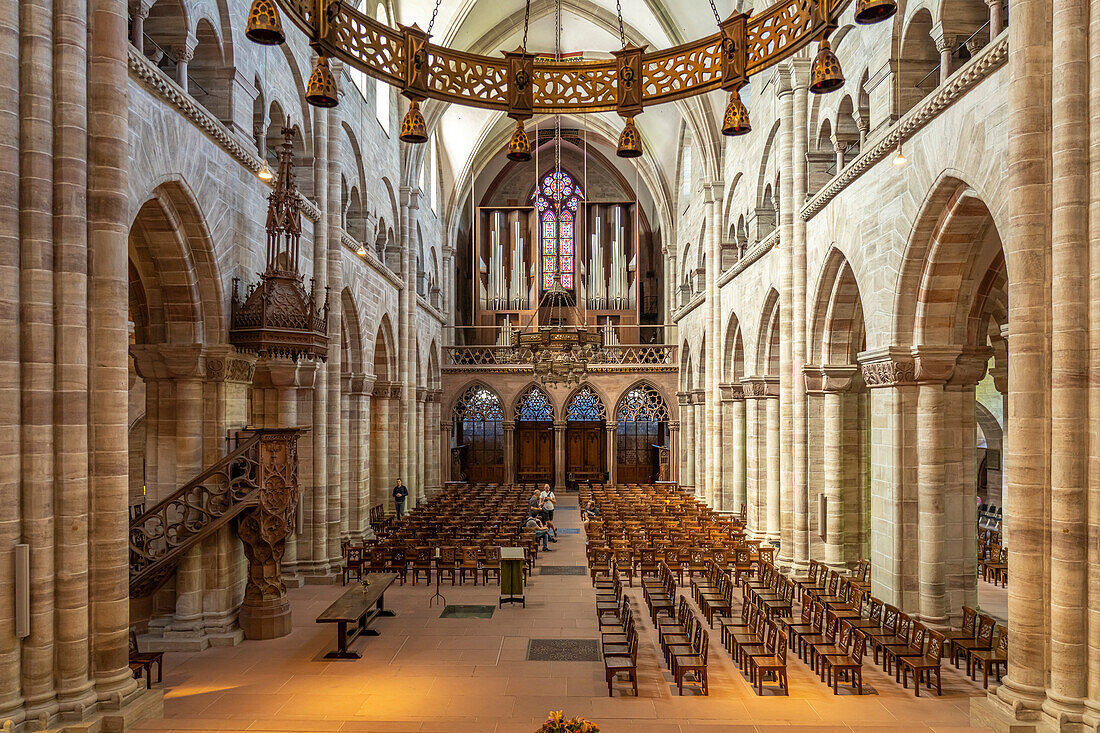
[429,547,446,608]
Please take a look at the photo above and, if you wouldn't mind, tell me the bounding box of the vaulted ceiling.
[393,0,743,233]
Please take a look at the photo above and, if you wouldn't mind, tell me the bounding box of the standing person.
[392,479,409,518]
[528,487,541,512]
[539,483,557,541]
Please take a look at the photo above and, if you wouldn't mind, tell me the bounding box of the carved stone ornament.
[741,376,771,399]
[859,348,915,388]
[820,364,860,393]
[911,346,962,384]
[949,345,993,387]
[372,379,390,398]
[230,124,329,363]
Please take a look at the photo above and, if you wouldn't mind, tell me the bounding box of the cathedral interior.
[1,0,1096,731]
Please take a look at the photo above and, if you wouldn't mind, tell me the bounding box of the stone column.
[89,0,146,715]
[503,420,516,483]
[987,1,1052,718]
[729,386,747,514]
[371,381,391,513]
[128,0,151,50]
[742,378,766,535]
[352,375,375,538]
[325,98,343,567]
[987,0,1004,38]
[859,348,919,611]
[416,387,427,499]
[932,28,956,85]
[820,366,858,570]
[832,138,846,172]
[912,347,960,627]
[692,389,707,500]
[766,386,781,544]
[340,375,351,540]
[790,59,811,573]
[775,65,795,565]
[171,36,195,91]
[605,422,617,485]
[440,417,451,485]
[305,102,330,581]
[678,391,694,492]
[704,182,722,508]
[554,421,566,489]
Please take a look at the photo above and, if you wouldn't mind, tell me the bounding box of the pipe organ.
[473,200,647,345]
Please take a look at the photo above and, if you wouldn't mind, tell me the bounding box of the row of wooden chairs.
[656,595,710,694]
[978,543,1008,586]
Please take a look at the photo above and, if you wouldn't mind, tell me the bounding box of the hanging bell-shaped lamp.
[305,56,339,107]
[506,119,531,162]
[721,90,751,137]
[400,100,428,144]
[809,39,845,94]
[616,117,642,158]
[246,0,285,44]
[854,0,898,24]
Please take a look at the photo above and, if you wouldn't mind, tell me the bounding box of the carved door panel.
[516,422,553,483]
[566,422,605,486]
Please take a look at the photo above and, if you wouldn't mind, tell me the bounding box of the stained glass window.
[452,385,505,479]
[515,385,554,421]
[533,170,583,291]
[567,385,606,421]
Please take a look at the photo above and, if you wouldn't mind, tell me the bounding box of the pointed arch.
[372,314,397,382]
[565,384,607,421]
[615,381,671,422]
[756,288,780,376]
[341,289,365,374]
[723,312,746,382]
[513,383,555,422]
[809,248,866,367]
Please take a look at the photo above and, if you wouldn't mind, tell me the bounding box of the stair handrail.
[129,430,267,593]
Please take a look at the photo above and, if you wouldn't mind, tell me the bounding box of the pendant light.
[722,88,751,136]
[507,118,532,162]
[399,99,428,143]
[305,56,338,107]
[246,0,285,45]
[854,0,898,25]
[617,117,642,158]
[809,38,845,94]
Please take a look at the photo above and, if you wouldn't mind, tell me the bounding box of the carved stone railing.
[444,344,677,370]
[129,428,301,638]
[276,0,829,116]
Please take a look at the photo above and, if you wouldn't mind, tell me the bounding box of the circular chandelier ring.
[256,0,893,118]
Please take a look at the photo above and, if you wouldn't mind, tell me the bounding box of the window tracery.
[533,170,582,291]
[515,385,554,421]
[566,385,606,421]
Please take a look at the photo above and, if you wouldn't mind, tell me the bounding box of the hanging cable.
[425,0,443,35]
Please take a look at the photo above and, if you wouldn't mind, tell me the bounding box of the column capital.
[808,364,861,394]
[857,347,915,388]
[668,420,681,431]
[502,420,515,430]
[741,375,777,398]
[416,387,428,403]
[129,343,206,381]
[349,373,376,396]
[130,0,153,18]
[172,35,197,63]
[676,390,692,406]
[930,23,957,54]
[911,345,963,384]
[690,388,706,404]
[204,350,258,384]
[948,345,992,387]
[719,382,745,401]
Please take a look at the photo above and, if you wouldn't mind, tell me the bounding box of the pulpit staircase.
[128,428,301,598]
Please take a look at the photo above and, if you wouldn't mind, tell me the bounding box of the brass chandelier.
[247,0,896,158]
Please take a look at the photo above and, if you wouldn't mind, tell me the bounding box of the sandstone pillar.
[742,377,766,535]
[776,65,795,566]
[987,0,1004,38]
[766,391,781,544]
[325,97,343,567]
[554,421,566,489]
[606,422,617,485]
[503,421,516,483]
[933,30,956,85]
[820,366,858,570]
[692,389,706,501]
[678,391,694,492]
[790,59,810,573]
[171,36,194,91]
[704,183,722,508]
[729,388,747,514]
[668,419,680,484]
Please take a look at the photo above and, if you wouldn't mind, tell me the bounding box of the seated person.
[582,500,601,523]
[525,510,552,551]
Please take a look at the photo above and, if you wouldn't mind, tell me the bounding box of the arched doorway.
[514,384,554,485]
[565,384,607,488]
[452,384,505,483]
[615,383,670,483]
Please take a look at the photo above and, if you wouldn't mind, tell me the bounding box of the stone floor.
[134,497,1000,733]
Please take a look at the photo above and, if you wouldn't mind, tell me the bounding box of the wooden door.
[616,420,659,484]
[516,421,553,483]
[566,421,605,486]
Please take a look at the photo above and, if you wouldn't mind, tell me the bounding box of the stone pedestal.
[239,595,292,641]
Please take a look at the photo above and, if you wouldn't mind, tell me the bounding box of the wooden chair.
[342,546,364,584]
[950,614,996,670]
[887,624,927,681]
[672,628,710,695]
[747,630,788,696]
[128,630,163,689]
[482,545,501,585]
[386,547,408,584]
[411,546,432,585]
[821,627,866,695]
[604,634,639,696]
[970,628,1008,689]
[437,546,458,585]
[899,629,945,696]
[458,546,480,585]
[874,613,913,672]
[942,606,978,651]
[590,548,612,585]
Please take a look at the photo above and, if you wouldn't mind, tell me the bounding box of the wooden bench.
[316,572,397,659]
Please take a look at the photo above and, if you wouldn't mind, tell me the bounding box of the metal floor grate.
[526,639,601,662]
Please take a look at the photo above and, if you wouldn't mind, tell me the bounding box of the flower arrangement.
[536,710,600,733]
